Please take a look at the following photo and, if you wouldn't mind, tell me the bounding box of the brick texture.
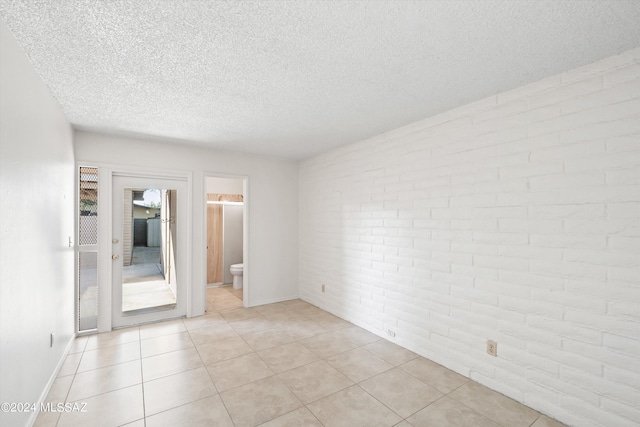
[299,48,640,427]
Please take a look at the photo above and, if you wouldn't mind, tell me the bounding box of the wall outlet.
[321,284,325,293]
[387,329,396,337]
[487,340,497,357]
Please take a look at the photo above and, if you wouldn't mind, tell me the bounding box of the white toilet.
[230,263,243,289]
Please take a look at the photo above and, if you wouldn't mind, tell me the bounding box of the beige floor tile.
[188,323,239,345]
[145,395,234,427]
[400,357,468,394]
[229,317,275,335]
[254,303,289,316]
[68,336,89,354]
[257,342,319,373]
[406,396,501,427]
[50,288,553,427]
[306,313,352,330]
[34,411,60,427]
[141,331,194,358]
[67,360,142,401]
[449,381,539,427]
[258,407,323,427]
[326,347,393,383]
[307,385,402,427]
[211,300,243,311]
[279,320,327,340]
[279,299,314,310]
[263,309,309,322]
[139,318,186,340]
[143,367,216,416]
[220,307,262,322]
[263,309,310,323]
[279,360,353,404]
[228,287,243,299]
[334,326,381,346]
[33,375,74,427]
[57,352,83,378]
[76,341,140,373]
[294,305,325,316]
[142,347,203,381]
[220,376,302,427]
[363,339,418,366]
[57,384,144,427]
[242,329,297,351]
[531,415,568,427]
[85,327,140,351]
[195,336,253,365]
[207,353,274,392]
[359,368,443,418]
[182,312,226,331]
[299,331,359,358]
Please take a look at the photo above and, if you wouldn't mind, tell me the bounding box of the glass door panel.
[112,176,186,328]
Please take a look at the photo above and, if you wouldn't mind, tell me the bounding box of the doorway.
[205,175,246,305]
[112,174,187,328]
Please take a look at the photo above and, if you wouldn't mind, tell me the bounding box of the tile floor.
[122,247,176,312]
[36,286,567,427]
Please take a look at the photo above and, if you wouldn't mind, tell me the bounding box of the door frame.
[111,173,188,328]
[203,173,249,307]
[93,165,193,332]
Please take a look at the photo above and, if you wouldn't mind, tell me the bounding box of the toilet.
[230,263,243,289]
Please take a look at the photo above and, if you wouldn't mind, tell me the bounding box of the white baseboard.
[26,336,76,427]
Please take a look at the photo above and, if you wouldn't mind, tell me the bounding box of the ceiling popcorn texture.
[1,1,639,159]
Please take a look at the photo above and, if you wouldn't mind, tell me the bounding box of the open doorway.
[205,175,246,306]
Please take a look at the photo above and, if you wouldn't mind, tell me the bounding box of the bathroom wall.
[299,48,640,427]
[223,204,244,284]
[0,20,76,427]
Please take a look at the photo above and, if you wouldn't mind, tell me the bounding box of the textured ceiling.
[1,1,640,159]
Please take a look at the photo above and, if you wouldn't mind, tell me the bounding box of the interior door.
[112,174,187,328]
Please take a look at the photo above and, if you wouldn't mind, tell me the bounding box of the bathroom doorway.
[205,175,247,306]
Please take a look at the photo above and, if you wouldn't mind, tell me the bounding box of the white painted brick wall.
[299,48,640,427]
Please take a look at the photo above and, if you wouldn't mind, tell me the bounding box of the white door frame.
[111,173,188,328]
[93,165,193,333]
[203,173,249,307]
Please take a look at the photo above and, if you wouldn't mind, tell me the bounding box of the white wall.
[0,20,75,427]
[299,48,640,427]
[75,132,299,309]
[207,176,244,195]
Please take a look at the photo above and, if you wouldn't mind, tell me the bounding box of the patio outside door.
[112,174,187,328]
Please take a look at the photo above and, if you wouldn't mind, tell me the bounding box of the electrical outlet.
[387,329,396,337]
[321,284,325,293]
[487,340,497,357]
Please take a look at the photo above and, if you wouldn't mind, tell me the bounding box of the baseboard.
[26,335,75,427]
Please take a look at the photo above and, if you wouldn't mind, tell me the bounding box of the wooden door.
[207,204,223,283]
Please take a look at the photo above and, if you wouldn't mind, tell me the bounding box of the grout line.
[58,289,553,426]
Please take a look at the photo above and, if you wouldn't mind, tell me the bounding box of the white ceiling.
[1,1,640,159]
